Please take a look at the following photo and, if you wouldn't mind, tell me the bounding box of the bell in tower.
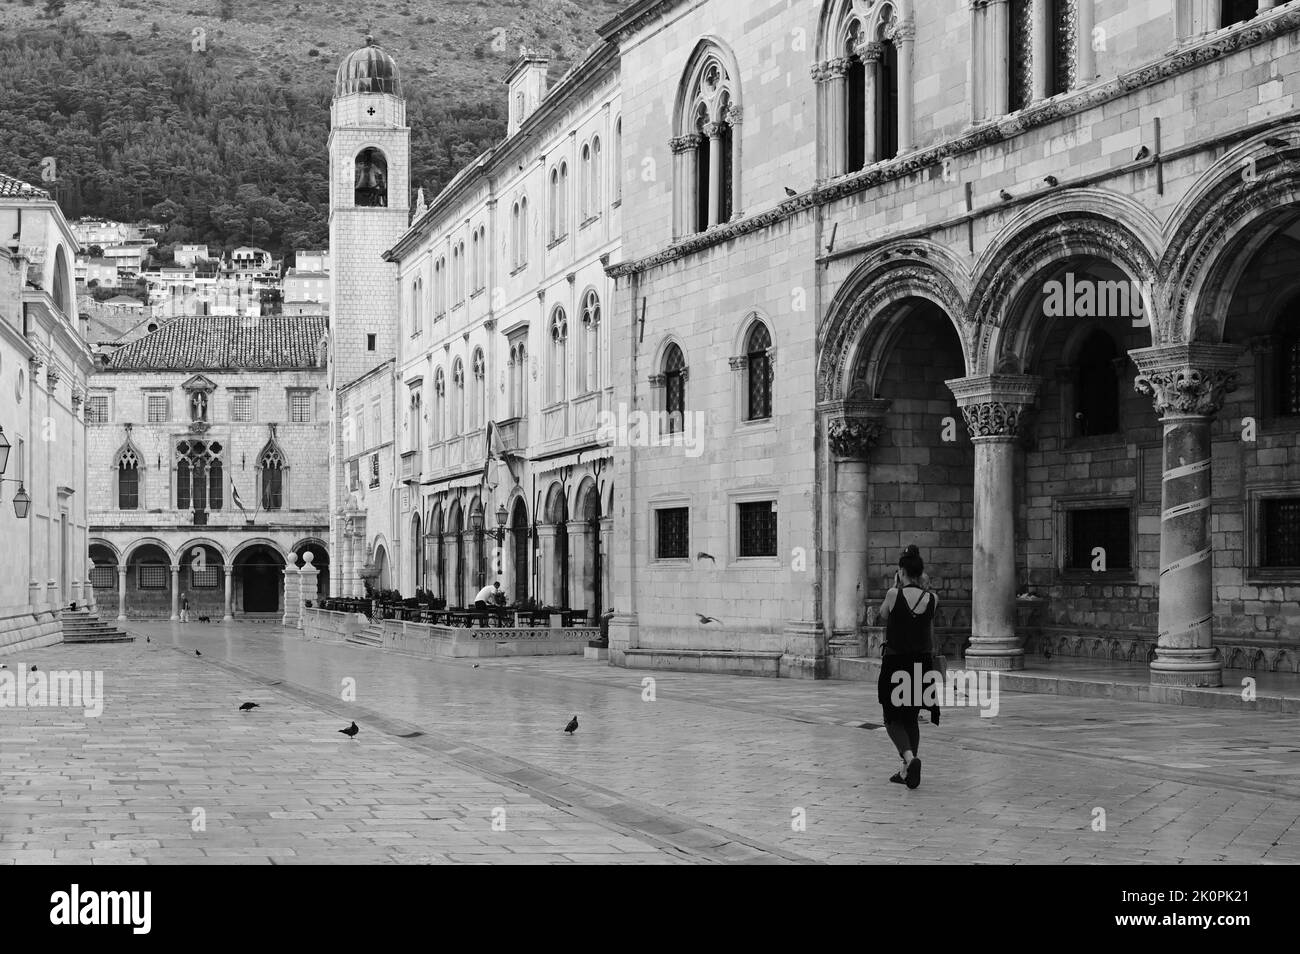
[354,147,388,207]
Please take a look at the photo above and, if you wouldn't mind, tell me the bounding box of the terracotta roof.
[106,316,328,370]
[0,172,50,200]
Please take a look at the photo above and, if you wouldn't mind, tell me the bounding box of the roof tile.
[106,316,328,371]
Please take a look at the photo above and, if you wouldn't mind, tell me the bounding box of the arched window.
[614,117,623,203]
[432,367,445,442]
[745,322,773,421]
[1277,302,1300,417]
[259,443,286,511]
[409,389,423,451]
[471,348,485,430]
[548,169,560,240]
[676,46,739,235]
[558,164,569,237]
[663,344,686,434]
[470,231,479,293]
[411,278,421,335]
[580,143,592,221]
[354,147,388,207]
[509,342,527,418]
[52,246,71,317]
[117,446,140,510]
[590,136,602,214]
[452,359,465,435]
[451,244,460,303]
[550,308,568,405]
[1074,330,1120,436]
[580,290,600,394]
[456,241,465,302]
[176,440,223,511]
[845,25,866,172]
[476,227,486,289]
[516,197,529,266]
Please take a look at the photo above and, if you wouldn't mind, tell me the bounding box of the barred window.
[1009,0,1033,112]
[1278,303,1300,417]
[91,566,116,588]
[1262,498,1300,568]
[138,564,168,589]
[86,395,109,423]
[290,391,313,423]
[738,500,777,558]
[1067,507,1131,570]
[369,452,380,488]
[1048,0,1078,97]
[190,566,221,588]
[147,394,169,423]
[656,508,689,560]
[230,392,253,422]
[663,344,685,434]
[745,323,772,421]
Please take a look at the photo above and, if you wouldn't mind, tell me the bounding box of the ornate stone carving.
[723,103,742,125]
[959,401,1029,438]
[702,121,724,139]
[826,417,885,458]
[669,134,702,153]
[46,367,60,390]
[28,353,45,375]
[859,42,884,63]
[728,355,748,371]
[71,388,84,409]
[1134,366,1239,417]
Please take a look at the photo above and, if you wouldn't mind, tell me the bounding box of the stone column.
[724,104,742,220]
[1132,344,1239,688]
[947,375,1040,670]
[861,43,882,163]
[1031,0,1050,101]
[444,532,461,606]
[117,565,127,621]
[987,0,1011,117]
[670,135,700,237]
[282,552,300,628]
[169,564,180,621]
[821,60,848,177]
[299,552,319,629]
[599,516,614,615]
[567,519,591,614]
[704,122,723,228]
[825,401,890,654]
[1076,0,1096,87]
[222,565,233,621]
[893,21,915,152]
[536,525,557,607]
[462,529,481,595]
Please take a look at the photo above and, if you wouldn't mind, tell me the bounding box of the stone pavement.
[1,620,1298,864]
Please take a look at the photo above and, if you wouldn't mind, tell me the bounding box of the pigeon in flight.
[696,552,716,563]
[239,702,259,711]
[696,613,721,625]
[564,716,578,734]
[339,721,359,739]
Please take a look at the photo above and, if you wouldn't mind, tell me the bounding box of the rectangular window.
[86,395,109,424]
[656,507,690,560]
[190,566,221,588]
[290,391,313,423]
[91,566,116,589]
[738,501,778,558]
[1067,507,1131,570]
[1262,498,1300,568]
[138,564,168,589]
[147,394,169,423]
[230,392,253,422]
[367,333,376,351]
[369,452,380,488]
[348,458,360,491]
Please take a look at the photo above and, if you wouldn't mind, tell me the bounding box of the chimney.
[505,50,549,137]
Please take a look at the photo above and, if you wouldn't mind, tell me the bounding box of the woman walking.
[877,544,939,790]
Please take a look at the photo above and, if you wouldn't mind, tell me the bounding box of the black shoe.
[889,771,906,784]
[905,757,921,789]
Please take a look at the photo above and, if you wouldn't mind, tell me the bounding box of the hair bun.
[902,544,920,558]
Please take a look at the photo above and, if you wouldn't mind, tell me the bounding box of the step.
[346,627,384,648]
[622,648,783,678]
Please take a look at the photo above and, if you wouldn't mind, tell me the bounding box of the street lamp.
[12,485,30,518]
[0,425,10,474]
[495,502,508,543]
[469,503,484,533]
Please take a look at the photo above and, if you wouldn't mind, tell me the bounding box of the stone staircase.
[60,607,135,645]
[345,621,384,648]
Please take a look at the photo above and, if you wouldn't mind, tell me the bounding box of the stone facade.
[0,176,95,654]
[85,343,330,619]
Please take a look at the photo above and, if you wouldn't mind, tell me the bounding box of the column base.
[828,628,865,658]
[1150,647,1222,687]
[607,612,638,667]
[964,639,1025,671]
[782,620,826,678]
[222,615,233,622]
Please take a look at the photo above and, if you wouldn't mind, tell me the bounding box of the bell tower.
[328,33,410,387]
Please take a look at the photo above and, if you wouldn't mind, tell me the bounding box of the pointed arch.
[257,437,288,511]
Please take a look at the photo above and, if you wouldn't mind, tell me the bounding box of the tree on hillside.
[42,0,66,20]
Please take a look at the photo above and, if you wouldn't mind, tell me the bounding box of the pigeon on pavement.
[239,702,259,711]
[564,716,578,734]
[339,721,359,739]
[195,650,201,656]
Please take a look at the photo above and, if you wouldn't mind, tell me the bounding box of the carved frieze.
[1134,366,1239,417]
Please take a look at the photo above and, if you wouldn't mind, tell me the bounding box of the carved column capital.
[702,121,724,139]
[723,103,742,125]
[71,387,84,409]
[827,416,886,459]
[728,355,749,371]
[46,367,61,391]
[669,134,702,153]
[859,41,884,63]
[648,373,665,387]
[826,56,853,77]
[946,374,1042,441]
[28,353,45,375]
[1131,344,1241,418]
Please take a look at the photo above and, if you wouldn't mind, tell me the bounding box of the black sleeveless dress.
[877,586,939,718]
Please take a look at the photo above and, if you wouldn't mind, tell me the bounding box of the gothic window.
[1074,330,1120,436]
[176,440,223,512]
[452,359,464,435]
[845,26,866,172]
[433,367,445,442]
[509,342,527,418]
[1277,301,1300,417]
[259,443,285,511]
[409,389,423,451]
[514,197,529,267]
[614,117,623,202]
[117,446,140,510]
[456,241,465,302]
[1009,0,1034,112]
[1223,0,1257,27]
[579,290,600,394]
[745,322,773,421]
[471,348,485,431]
[550,308,568,405]
[677,47,739,235]
[663,343,686,434]
[1048,0,1079,97]
[354,147,388,207]
[53,246,72,317]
